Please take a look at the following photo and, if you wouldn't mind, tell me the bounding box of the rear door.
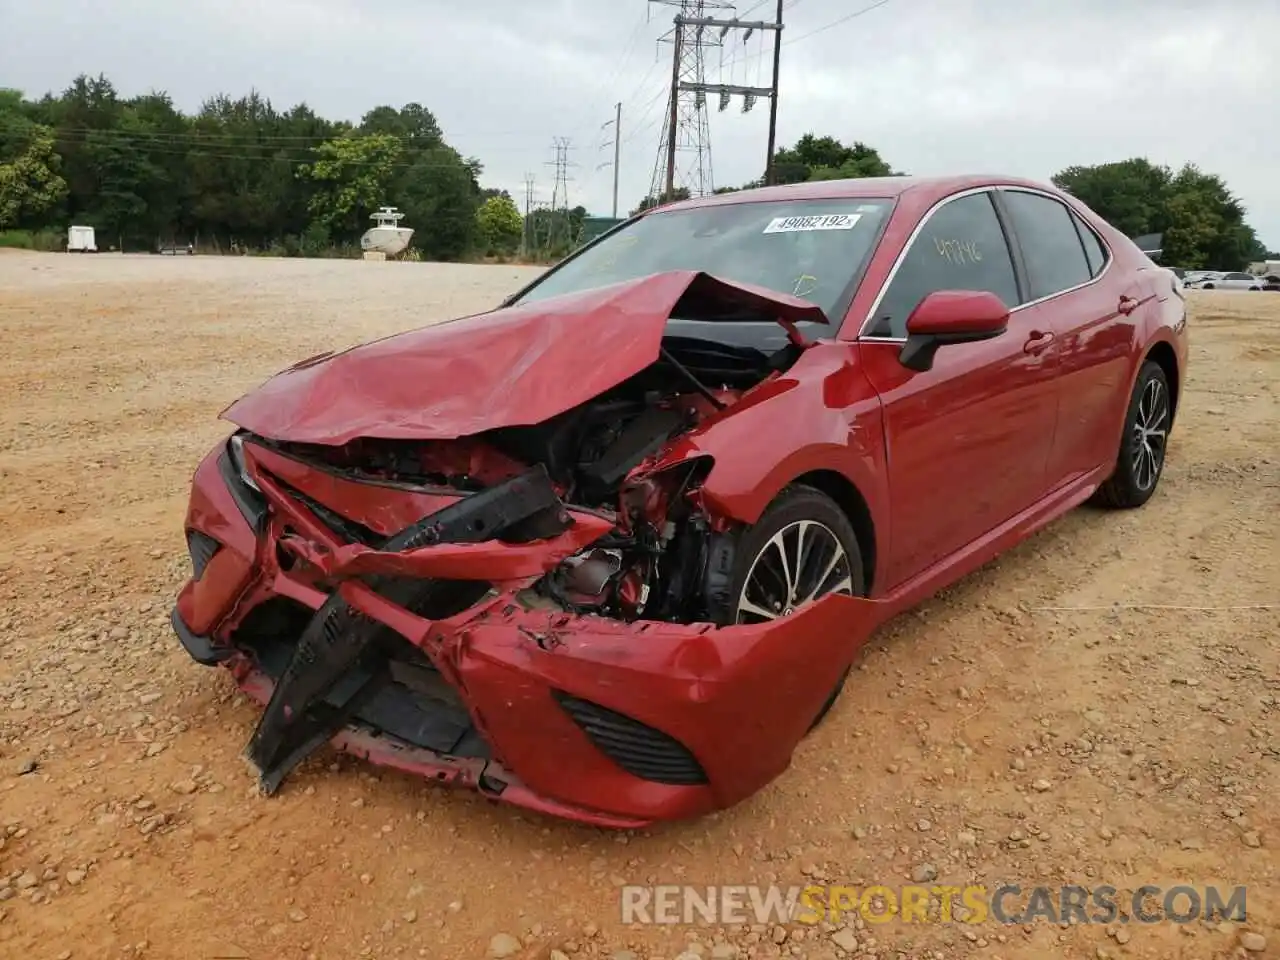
[995,188,1142,484]
[857,189,1061,589]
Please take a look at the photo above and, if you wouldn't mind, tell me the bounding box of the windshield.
[511,197,894,325]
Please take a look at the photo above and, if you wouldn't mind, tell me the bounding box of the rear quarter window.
[1071,211,1109,278]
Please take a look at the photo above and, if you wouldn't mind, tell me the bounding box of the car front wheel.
[712,485,866,730]
[1093,360,1171,509]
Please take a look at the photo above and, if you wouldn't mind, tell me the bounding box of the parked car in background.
[1261,274,1280,292]
[1192,271,1264,291]
[1181,271,1218,287]
[170,174,1189,825]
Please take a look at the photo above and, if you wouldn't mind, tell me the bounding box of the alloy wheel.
[736,520,855,624]
[1131,376,1169,492]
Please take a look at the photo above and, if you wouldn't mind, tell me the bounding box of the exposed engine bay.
[255,331,805,628]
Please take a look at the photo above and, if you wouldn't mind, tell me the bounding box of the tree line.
[0,74,528,259]
[1,77,1272,269]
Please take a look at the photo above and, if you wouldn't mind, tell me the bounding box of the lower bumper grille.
[553,691,708,786]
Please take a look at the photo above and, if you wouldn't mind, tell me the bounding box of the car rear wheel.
[1201,283,1215,289]
[715,485,866,730]
[1093,360,1171,509]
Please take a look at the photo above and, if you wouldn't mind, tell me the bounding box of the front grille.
[186,530,220,579]
[553,691,708,786]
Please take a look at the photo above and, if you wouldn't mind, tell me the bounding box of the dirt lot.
[0,251,1275,960]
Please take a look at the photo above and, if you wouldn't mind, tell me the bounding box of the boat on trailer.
[360,206,414,257]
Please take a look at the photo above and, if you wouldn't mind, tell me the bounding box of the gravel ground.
[0,251,1276,960]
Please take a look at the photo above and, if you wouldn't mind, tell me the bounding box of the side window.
[867,192,1018,338]
[1071,211,1108,278]
[1002,190,1092,300]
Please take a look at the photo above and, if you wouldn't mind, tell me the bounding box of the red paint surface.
[905,290,1010,336]
[176,174,1189,826]
[222,270,826,446]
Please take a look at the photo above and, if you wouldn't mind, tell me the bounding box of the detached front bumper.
[173,437,880,827]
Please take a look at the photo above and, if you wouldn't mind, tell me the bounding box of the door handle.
[1023,330,1055,355]
[1118,295,1140,315]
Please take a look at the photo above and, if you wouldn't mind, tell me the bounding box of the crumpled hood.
[221,269,827,446]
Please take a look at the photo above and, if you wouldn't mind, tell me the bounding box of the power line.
[575,10,651,150]
[621,84,671,145]
[42,133,474,169]
[46,125,533,145]
[735,0,894,68]
[785,0,892,45]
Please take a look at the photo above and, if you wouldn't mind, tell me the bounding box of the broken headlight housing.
[226,433,261,493]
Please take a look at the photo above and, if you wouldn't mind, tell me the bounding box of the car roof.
[653,174,1066,213]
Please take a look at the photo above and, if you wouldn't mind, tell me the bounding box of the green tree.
[630,187,690,216]
[302,133,403,236]
[1051,158,1170,239]
[359,103,443,147]
[635,136,899,210]
[475,193,523,255]
[395,145,482,260]
[1052,158,1265,270]
[0,91,68,228]
[771,135,898,184]
[2,78,498,257]
[0,123,67,228]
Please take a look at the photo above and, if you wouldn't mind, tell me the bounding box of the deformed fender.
[646,341,890,532]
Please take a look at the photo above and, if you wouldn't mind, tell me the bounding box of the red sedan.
[172,175,1187,827]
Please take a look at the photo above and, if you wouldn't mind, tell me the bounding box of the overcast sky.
[3,0,1276,249]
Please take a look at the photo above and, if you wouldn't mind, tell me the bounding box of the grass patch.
[0,229,65,252]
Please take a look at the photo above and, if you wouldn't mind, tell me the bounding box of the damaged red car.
[172,176,1188,827]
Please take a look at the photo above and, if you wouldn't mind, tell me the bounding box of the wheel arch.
[790,469,879,596]
[1144,339,1181,422]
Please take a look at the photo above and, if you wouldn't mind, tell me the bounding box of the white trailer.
[67,225,98,253]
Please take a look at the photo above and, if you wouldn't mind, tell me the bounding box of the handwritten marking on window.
[933,237,983,265]
[792,274,818,298]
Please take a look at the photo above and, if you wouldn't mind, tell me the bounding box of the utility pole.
[545,138,576,249]
[598,104,623,219]
[612,102,622,218]
[649,1,782,202]
[521,173,535,256]
[765,0,784,185]
[663,17,684,199]
[547,137,574,212]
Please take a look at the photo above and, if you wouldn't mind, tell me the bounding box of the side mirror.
[898,290,1010,372]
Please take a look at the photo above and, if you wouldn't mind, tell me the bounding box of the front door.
[857,189,1061,590]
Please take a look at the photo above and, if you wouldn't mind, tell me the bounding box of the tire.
[1093,360,1172,509]
[1201,283,1215,289]
[711,484,866,730]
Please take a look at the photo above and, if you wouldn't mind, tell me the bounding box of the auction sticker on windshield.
[763,214,862,234]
